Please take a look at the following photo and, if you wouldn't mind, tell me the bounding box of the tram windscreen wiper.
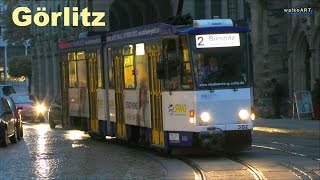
[209,86,215,93]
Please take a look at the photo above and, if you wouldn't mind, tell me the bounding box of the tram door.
[149,51,164,147]
[114,56,126,138]
[60,61,69,127]
[88,53,98,132]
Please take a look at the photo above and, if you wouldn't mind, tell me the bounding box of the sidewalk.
[253,118,320,135]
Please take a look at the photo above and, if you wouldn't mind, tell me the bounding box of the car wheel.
[0,128,9,147]
[10,126,18,144]
[50,123,56,129]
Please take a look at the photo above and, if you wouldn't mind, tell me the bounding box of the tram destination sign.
[196,33,240,48]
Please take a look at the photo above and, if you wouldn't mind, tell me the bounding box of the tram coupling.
[198,126,225,151]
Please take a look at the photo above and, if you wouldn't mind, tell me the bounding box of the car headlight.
[238,109,249,120]
[36,104,46,114]
[200,112,211,123]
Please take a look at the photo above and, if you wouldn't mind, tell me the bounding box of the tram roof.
[58,35,103,51]
[106,23,176,44]
[176,26,250,35]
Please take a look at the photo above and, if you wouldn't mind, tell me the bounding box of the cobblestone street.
[0,123,169,179]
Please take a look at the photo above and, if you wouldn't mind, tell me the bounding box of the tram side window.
[77,52,87,87]
[180,35,193,90]
[123,55,135,89]
[96,49,104,88]
[163,39,179,90]
[68,52,78,87]
[108,48,115,88]
[123,44,135,89]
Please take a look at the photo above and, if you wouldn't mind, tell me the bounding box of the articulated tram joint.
[199,126,225,151]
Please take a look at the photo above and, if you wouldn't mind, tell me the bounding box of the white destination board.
[196,33,240,48]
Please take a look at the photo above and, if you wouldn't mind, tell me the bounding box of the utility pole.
[4,44,7,83]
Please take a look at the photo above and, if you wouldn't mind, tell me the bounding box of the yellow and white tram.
[60,18,254,152]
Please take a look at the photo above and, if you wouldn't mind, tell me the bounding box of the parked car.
[6,96,23,140]
[0,85,16,97]
[48,96,62,129]
[0,97,20,147]
[9,93,47,122]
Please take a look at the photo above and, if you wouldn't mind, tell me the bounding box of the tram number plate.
[169,133,179,141]
[238,124,248,130]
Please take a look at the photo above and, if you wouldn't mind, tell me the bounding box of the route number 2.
[197,37,204,46]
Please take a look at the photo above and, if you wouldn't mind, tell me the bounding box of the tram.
[59,18,254,152]
[59,35,108,135]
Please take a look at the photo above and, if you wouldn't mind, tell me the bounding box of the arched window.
[227,0,238,19]
[211,0,221,18]
[194,0,205,19]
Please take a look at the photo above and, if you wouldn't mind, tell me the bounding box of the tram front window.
[192,39,249,89]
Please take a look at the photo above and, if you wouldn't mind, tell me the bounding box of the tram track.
[280,161,319,180]
[252,144,320,162]
[174,156,206,180]
[226,155,266,180]
[175,154,268,180]
[252,144,320,179]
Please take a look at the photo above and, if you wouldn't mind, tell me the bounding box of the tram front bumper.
[198,127,252,152]
[199,127,225,151]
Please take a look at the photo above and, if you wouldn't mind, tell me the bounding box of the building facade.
[29,0,319,103]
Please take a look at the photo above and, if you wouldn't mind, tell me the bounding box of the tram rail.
[226,155,266,180]
[252,144,320,162]
[175,156,206,180]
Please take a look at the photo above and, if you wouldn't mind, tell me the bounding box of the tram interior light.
[136,43,145,55]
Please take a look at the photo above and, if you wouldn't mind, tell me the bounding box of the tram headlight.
[189,110,196,124]
[250,113,256,120]
[200,112,211,123]
[238,109,249,120]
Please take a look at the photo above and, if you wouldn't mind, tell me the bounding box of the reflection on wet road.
[0,123,166,179]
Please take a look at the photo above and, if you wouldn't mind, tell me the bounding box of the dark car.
[9,93,46,122]
[0,97,20,147]
[0,85,16,97]
[48,96,62,129]
[6,96,23,140]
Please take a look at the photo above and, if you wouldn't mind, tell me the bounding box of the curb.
[253,127,320,136]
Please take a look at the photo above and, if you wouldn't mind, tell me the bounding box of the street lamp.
[23,39,30,56]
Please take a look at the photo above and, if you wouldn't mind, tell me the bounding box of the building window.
[227,0,238,19]
[194,0,205,19]
[211,0,222,18]
[244,1,251,22]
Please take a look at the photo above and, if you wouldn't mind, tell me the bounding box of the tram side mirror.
[157,61,166,79]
